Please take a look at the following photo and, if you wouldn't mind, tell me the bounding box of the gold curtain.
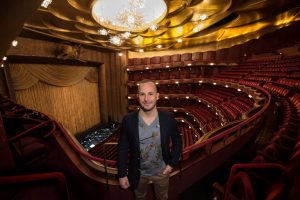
[10,64,98,89]
[10,63,100,135]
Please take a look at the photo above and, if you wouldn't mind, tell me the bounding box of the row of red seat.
[129,83,255,124]
[127,53,234,69]
[185,105,220,131]
[179,124,197,148]
[263,83,291,97]
[213,94,300,200]
[128,67,202,81]
[277,78,300,90]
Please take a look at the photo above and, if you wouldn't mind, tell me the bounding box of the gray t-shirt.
[138,115,165,176]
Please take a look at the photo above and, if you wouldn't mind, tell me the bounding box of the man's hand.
[163,165,173,175]
[119,176,130,189]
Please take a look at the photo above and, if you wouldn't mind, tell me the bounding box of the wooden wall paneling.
[104,53,113,122]
[114,52,123,121]
[109,53,117,121]
[120,52,128,118]
[99,63,108,124]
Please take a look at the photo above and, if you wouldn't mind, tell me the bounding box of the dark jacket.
[117,110,182,189]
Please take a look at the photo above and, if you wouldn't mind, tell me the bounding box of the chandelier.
[91,0,167,32]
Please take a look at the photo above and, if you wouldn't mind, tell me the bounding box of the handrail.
[8,120,55,142]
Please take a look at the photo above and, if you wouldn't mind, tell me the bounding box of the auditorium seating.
[277,78,300,90]
[161,55,171,67]
[212,55,300,200]
[263,83,291,97]
[171,54,184,67]
[179,122,198,148]
[150,56,161,68]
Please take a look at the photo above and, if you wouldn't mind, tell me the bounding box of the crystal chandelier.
[91,0,167,32]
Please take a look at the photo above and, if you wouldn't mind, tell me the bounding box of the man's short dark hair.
[137,79,157,93]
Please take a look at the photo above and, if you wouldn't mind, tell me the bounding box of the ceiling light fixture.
[120,32,131,39]
[199,14,207,21]
[41,0,52,8]
[12,40,18,47]
[193,24,204,32]
[92,0,167,32]
[109,35,123,46]
[149,24,158,31]
[98,29,108,35]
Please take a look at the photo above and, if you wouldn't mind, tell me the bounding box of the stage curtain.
[10,63,100,135]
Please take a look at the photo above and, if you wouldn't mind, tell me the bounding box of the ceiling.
[19,0,300,52]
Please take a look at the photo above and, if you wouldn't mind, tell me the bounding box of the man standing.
[117,79,182,200]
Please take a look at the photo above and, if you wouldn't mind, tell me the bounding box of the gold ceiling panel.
[49,30,95,44]
[22,0,300,52]
[66,0,91,13]
[236,0,279,11]
[219,22,270,41]
[75,15,98,27]
[129,36,158,47]
[189,0,231,12]
[42,20,80,33]
[25,12,50,28]
[168,9,194,27]
[182,32,220,46]
[160,22,195,39]
[273,8,300,26]
[40,14,79,32]
[74,23,99,35]
[167,0,190,16]
[47,8,74,22]
[226,11,267,27]
[24,23,49,30]
[140,29,168,38]
[46,0,82,21]
[185,11,234,38]
[84,34,109,44]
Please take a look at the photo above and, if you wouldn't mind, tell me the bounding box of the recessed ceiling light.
[12,40,18,47]
[200,14,207,20]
